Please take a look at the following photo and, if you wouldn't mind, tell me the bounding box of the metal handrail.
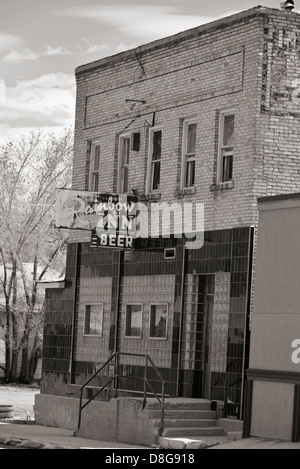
[77,352,165,433]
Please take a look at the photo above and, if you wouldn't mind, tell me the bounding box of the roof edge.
[258,192,300,204]
[75,5,299,76]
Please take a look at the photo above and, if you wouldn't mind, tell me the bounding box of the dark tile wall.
[42,243,77,395]
[42,226,253,409]
[184,226,253,407]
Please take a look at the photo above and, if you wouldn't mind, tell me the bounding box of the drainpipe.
[113,250,123,355]
[69,243,80,383]
[113,249,123,395]
[240,226,254,419]
[176,244,186,397]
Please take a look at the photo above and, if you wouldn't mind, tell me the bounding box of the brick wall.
[71,8,266,245]
[253,11,300,210]
[69,7,300,246]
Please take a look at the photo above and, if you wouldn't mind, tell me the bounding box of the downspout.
[70,243,80,383]
[114,249,123,355]
[113,249,123,394]
[240,226,254,419]
[176,244,186,397]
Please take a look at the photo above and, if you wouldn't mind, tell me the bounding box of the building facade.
[244,193,300,442]
[36,6,300,430]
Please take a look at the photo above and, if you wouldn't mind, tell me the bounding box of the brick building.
[35,5,300,438]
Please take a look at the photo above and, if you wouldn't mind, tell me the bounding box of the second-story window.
[182,121,197,188]
[218,112,234,183]
[148,129,162,193]
[89,141,101,192]
[118,135,130,193]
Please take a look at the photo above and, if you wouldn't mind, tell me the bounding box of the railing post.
[161,381,165,430]
[114,352,118,398]
[142,355,148,409]
[77,387,83,431]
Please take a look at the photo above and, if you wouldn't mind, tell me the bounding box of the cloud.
[43,45,72,56]
[0,31,24,50]
[78,38,133,60]
[2,48,39,63]
[60,6,216,42]
[2,44,72,63]
[0,73,76,132]
[15,72,75,90]
[81,38,112,54]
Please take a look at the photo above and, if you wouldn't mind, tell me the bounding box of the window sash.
[152,131,162,161]
[84,304,103,336]
[149,130,162,192]
[187,123,197,154]
[222,152,233,182]
[151,160,161,191]
[219,113,234,183]
[125,304,142,337]
[149,304,168,339]
[182,122,197,188]
[91,173,99,192]
[185,158,195,188]
[119,137,130,193]
[223,115,234,147]
[90,143,100,191]
[120,165,129,193]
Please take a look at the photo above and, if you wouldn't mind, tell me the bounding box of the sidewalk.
[0,385,300,450]
[0,421,150,449]
[0,420,300,449]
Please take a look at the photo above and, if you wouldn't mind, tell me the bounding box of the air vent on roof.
[280,1,294,10]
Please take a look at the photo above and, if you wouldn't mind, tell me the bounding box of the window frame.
[83,303,104,337]
[217,111,235,184]
[125,303,143,338]
[89,140,101,192]
[117,133,131,194]
[147,127,162,194]
[181,119,197,189]
[149,303,168,340]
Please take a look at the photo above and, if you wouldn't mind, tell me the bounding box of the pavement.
[0,421,150,449]
[0,420,300,450]
[0,384,300,450]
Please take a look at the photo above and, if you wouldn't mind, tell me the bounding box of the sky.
[0,0,298,143]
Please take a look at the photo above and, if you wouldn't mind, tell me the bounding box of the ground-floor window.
[84,304,103,336]
[125,304,143,337]
[149,304,168,339]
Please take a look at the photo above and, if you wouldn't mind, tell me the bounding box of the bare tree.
[0,128,73,383]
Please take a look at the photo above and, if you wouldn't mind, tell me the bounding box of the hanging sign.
[55,188,138,231]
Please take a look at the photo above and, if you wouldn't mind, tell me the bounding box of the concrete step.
[148,409,217,420]
[146,400,211,411]
[163,426,226,438]
[160,418,220,428]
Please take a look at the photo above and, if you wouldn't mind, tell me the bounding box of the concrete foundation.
[34,394,159,447]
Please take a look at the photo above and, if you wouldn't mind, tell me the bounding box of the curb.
[0,435,79,450]
[157,437,210,449]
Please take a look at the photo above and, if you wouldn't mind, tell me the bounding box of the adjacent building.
[35,5,300,439]
[244,192,300,442]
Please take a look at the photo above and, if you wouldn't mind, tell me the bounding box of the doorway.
[181,273,215,398]
[202,289,214,398]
